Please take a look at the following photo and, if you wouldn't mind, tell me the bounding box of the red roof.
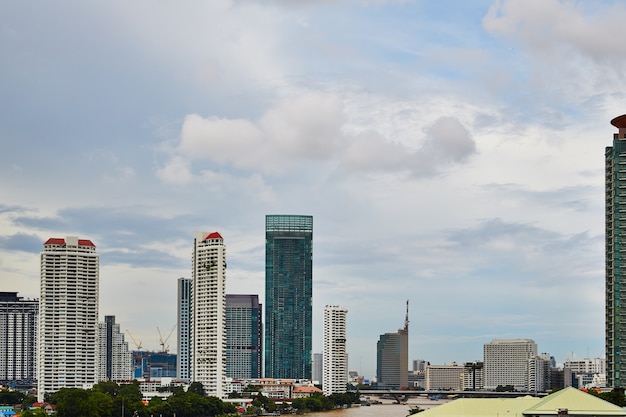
[205,232,223,239]
[44,238,96,247]
[611,114,626,128]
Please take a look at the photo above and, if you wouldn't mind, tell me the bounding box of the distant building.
[191,232,227,397]
[607,114,626,388]
[177,277,191,381]
[98,315,132,381]
[38,237,99,401]
[376,302,409,389]
[323,305,348,395]
[265,215,313,379]
[564,357,606,375]
[312,353,323,384]
[413,359,427,372]
[564,358,606,389]
[528,354,552,393]
[426,363,463,391]
[132,351,177,379]
[225,294,262,379]
[483,339,537,391]
[461,361,484,391]
[0,292,38,387]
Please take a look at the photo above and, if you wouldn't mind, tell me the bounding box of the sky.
[1,0,624,379]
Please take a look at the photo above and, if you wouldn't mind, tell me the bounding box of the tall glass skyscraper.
[606,114,626,387]
[265,215,313,379]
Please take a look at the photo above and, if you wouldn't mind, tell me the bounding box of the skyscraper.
[483,339,537,391]
[38,236,99,401]
[177,277,192,381]
[265,215,313,379]
[607,114,626,388]
[0,292,38,387]
[225,294,262,379]
[98,315,132,382]
[191,232,226,397]
[376,301,408,389]
[323,305,348,395]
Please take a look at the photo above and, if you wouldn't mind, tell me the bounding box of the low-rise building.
[426,363,463,391]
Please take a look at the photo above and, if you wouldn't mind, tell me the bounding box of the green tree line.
[20,381,236,417]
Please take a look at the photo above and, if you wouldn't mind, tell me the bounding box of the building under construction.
[132,351,177,379]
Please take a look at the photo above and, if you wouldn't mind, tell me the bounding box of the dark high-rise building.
[177,277,192,381]
[225,294,262,379]
[0,292,38,387]
[376,302,409,389]
[265,215,313,379]
[606,114,626,387]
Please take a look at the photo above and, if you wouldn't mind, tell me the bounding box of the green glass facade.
[607,115,626,387]
[265,215,313,379]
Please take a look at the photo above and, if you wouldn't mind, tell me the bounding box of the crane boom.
[126,329,143,350]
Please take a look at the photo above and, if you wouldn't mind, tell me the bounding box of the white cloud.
[484,0,626,64]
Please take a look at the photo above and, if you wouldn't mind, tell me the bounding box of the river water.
[303,401,444,417]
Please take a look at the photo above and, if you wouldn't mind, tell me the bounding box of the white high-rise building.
[98,315,132,381]
[323,305,348,395]
[177,277,192,381]
[38,236,99,401]
[483,339,537,391]
[191,232,226,398]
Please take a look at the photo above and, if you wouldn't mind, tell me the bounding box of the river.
[302,400,445,417]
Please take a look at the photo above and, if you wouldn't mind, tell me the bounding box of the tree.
[588,388,626,407]
[187,381,206,396]
[50,388,100,417]
[18,408,48,417]
[0,389,25,405]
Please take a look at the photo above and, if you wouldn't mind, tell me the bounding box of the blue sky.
[1,0,623,379]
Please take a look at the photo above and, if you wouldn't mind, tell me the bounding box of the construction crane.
[126,329,143,351]
[157,324,176,353]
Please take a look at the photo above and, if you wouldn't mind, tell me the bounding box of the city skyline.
[0,0,620,379]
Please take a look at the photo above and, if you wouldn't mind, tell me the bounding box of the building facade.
[606,115,626,388]
[98,315,132,381]
[528,354,552,393]
[265,215,313,379]
[483,339,537,391]
[312,353,323,384]
[461,362,484,391]
[0,292,38,387]
[225,294,262,379]
[323,305,348,395]
[425,363,463,391]
[177,277,191,381]
[38,236,99,400]
[191,232,226,397]
[376,304,409,389]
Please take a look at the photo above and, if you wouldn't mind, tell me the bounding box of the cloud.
[483,0,626,67]
[159,92,477,181]
[0,233,43,253]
